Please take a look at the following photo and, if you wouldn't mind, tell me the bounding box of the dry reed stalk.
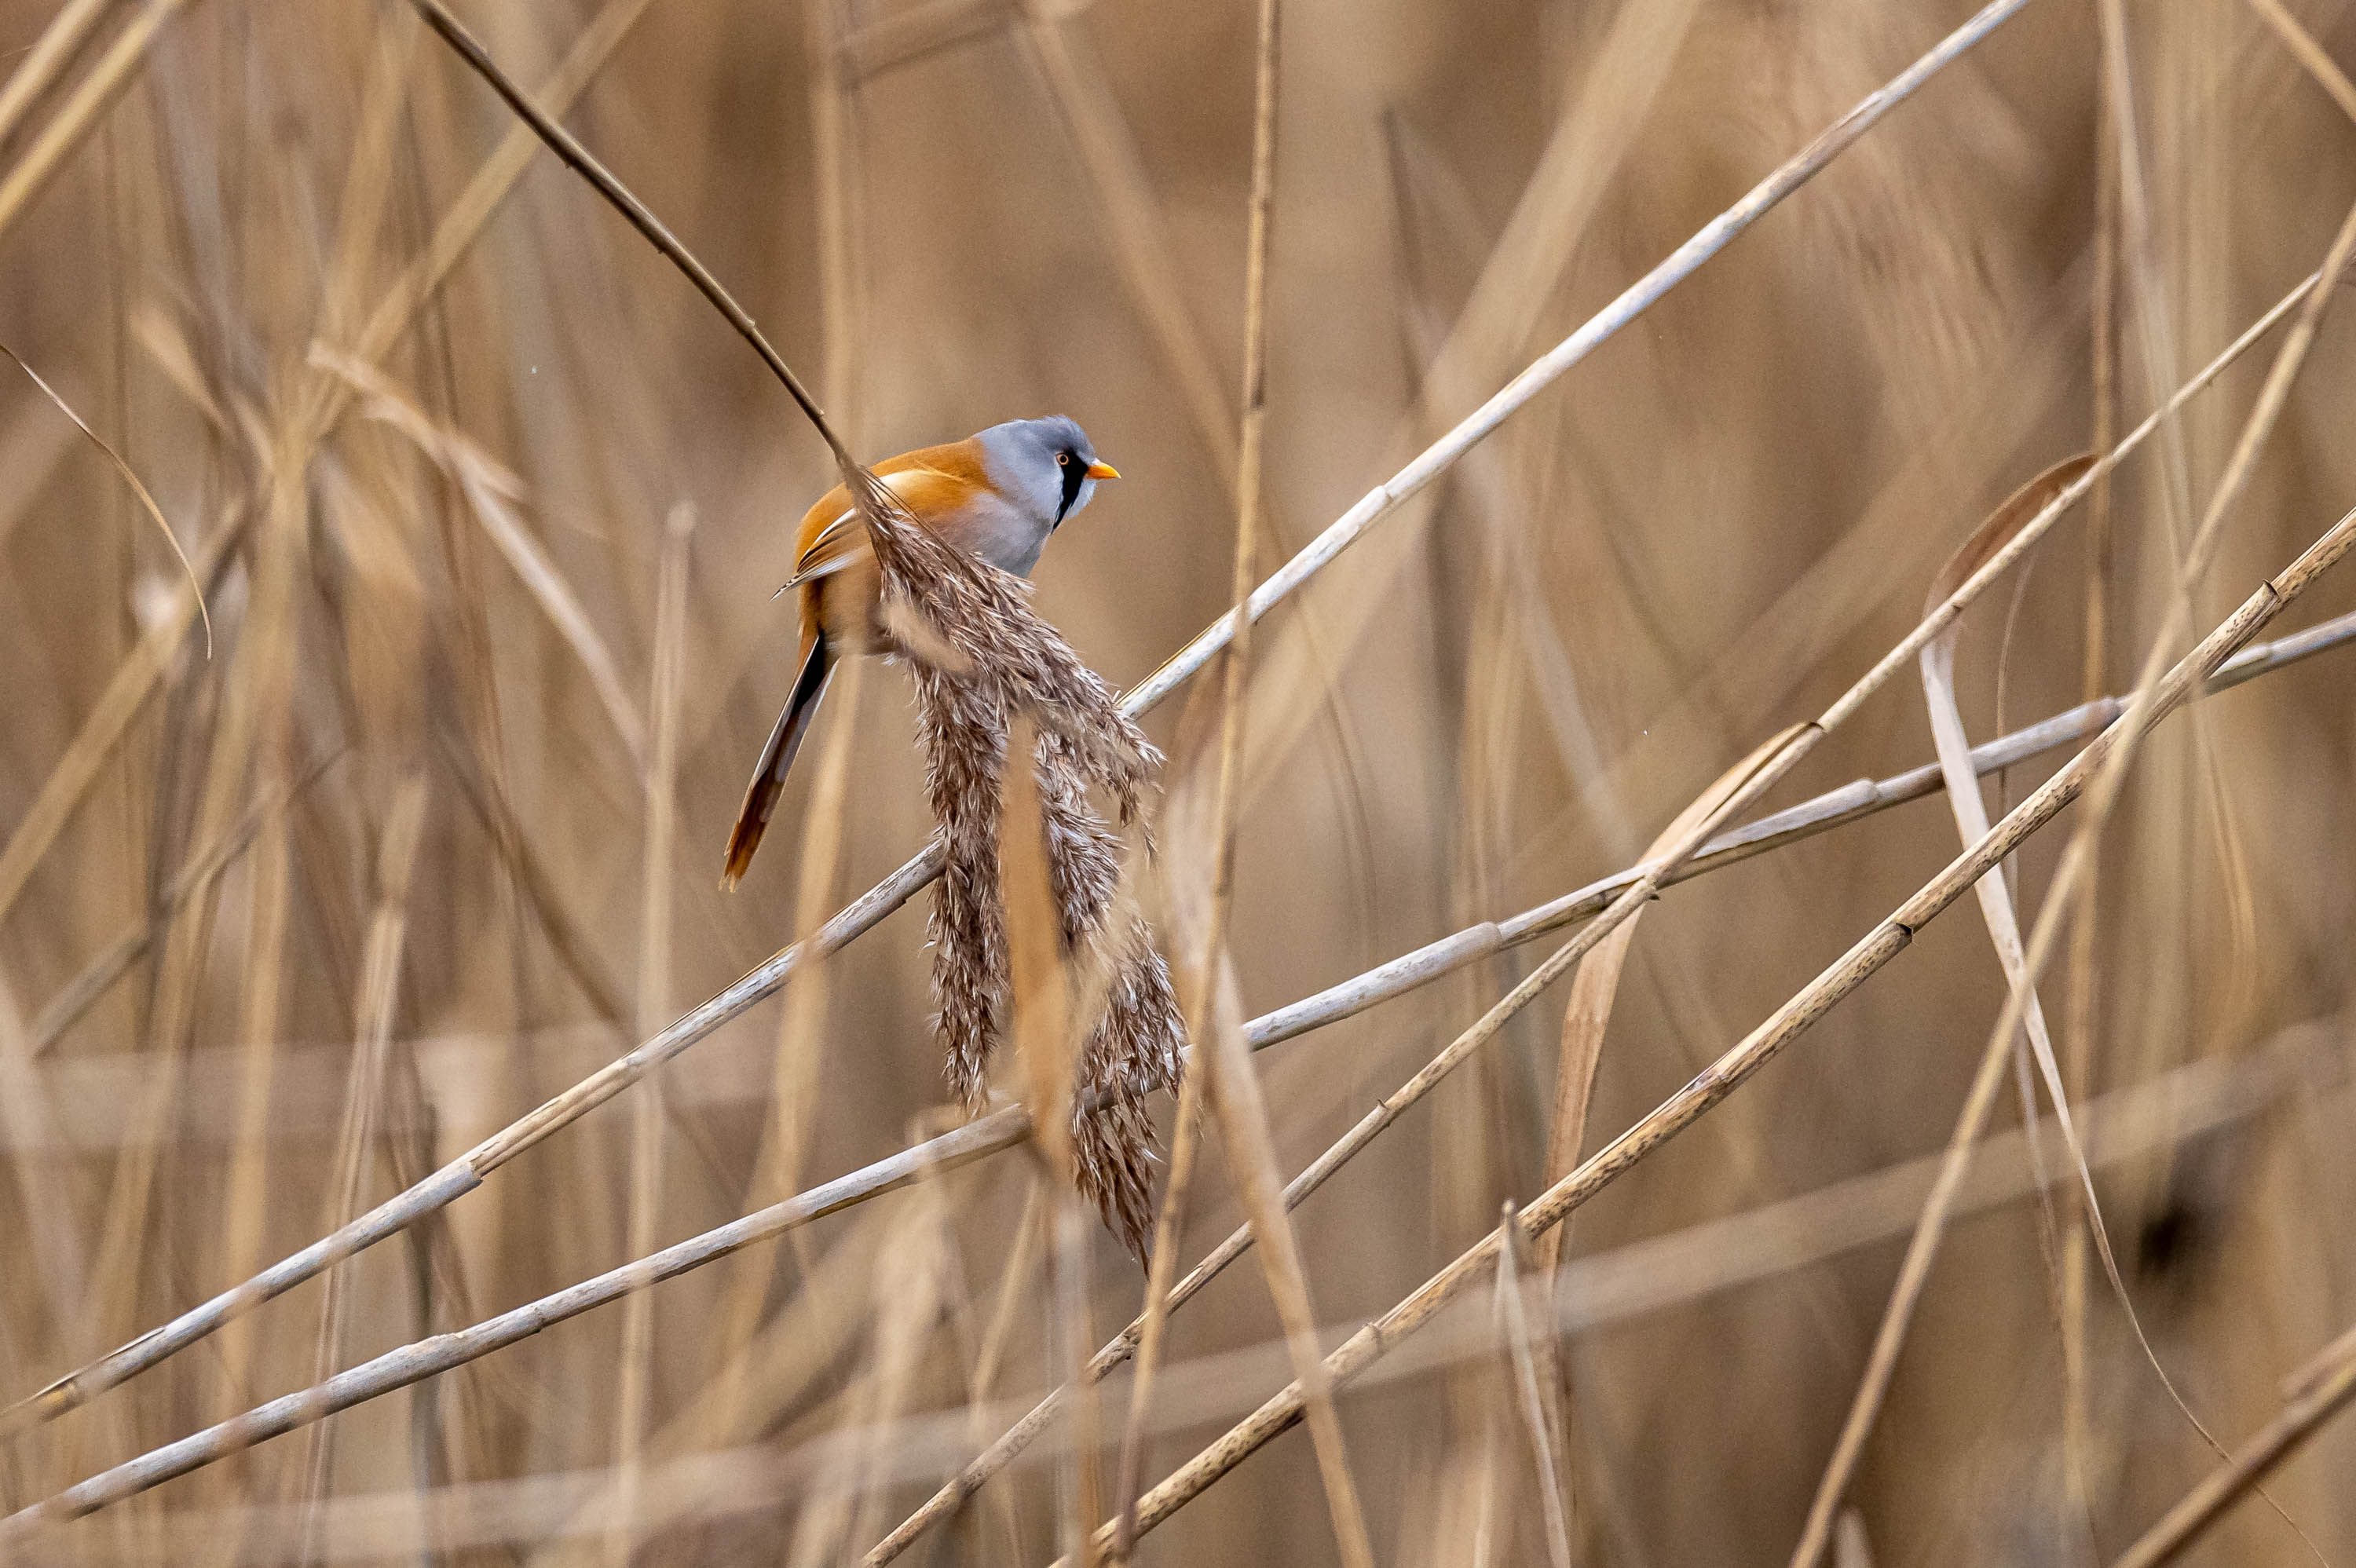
[343,0,663,378]
[693,0,868,1431]
[20,599,2346,1163]
[0,0,113,155]
[997,714,1100,1565]
[768,1023,2356,1511]
[1531,251,2074,875]
[1818,155,2356,1553]
[2248,0,2356,122]
[1044,1187,1101,1566]
[403,0,841,451]
[0,509,240,932]
[0,0,196,248]
[292,771,430,1550]
[87,444,304,1492]
[1011,0,1238,484]
[0,0,2104,1448]
[1110,0,1295,1548]
[1242,0,1707,839]
[1534,720,1798,1252]
[786,1182,954,1568]
[2092,0,2266,1150]
[0,0,659,948]
[0,7,659,1510]
[862,600,2356,1563]
[1001,713,1080,1203]
[588,1215,891,1553]
[1103,1008,1205,1539]
[9,594,2351,1540]
[1491,1201,1573,1568]
[0,973,92,1368]
[25,731,338,1061]
[320,352,650,771]
[2095,0,2193,548]
[1535,1017,2345,1345]
[1522,729,1795,1534]
[606,500,692,1565]
[2109,1325,2356,1568]
[1791,457,2104,1563]
[82,1011,2347,1564]
[202,459,322,1526]
[0,340,207,650]
[1794,174,2356,1568]
[208,20,450,1475]
[692,650,868,1448]
[963,1171,1045,1563]
[54,1011,2341,1561]
[10,909,2345,1544]
[1197,961,1378,1568]
[856,1184,964,1559]
[316,5,423,334]
[1115,0,2029,736]
[429,715,629,1027]
[1000,0,1366,861]
[428,0,1181,1254]
[1927,460,2090,1245]
[1075,503,2356,1562]
[803,0,865,433]
[2064,14,2125,1511]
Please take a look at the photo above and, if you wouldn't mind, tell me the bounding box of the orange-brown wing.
[788,458,991,585]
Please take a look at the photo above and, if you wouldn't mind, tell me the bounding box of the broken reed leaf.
[1924,453,2098,606]
[849,463,1181,1257]
[1001,713,1081,1179]
[0,339,211,656]
[1538,724,1802,1271]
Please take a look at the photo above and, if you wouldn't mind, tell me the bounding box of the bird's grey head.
[973,415,1115,536]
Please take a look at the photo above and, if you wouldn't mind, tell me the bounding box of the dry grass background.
[2,0,2356,1562]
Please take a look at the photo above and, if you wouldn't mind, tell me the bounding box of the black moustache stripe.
[1054,453,1087,527]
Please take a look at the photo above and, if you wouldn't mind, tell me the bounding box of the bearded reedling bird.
[721,415,1121,887]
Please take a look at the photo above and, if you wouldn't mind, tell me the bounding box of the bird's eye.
[1056,451,1070,465]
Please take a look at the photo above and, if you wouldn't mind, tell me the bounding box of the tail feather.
[721,634,832,888]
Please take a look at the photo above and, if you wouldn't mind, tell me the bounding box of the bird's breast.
[930,487,1051,578]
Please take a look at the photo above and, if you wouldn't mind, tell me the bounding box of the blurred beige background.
[2,0,2355,1561]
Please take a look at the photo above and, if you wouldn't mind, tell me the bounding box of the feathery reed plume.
[849,466,1182,1255]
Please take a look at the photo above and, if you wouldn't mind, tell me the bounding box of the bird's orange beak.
[1085,461,1120,481]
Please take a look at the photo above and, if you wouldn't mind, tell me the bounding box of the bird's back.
[792,436,1049,583]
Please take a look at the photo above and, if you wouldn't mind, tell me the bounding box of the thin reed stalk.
[11,583,2352,1526]
[57,1016,2335,1562]
[0,0,2039,1440]
[2109,1326,2356,1568]
[1791,169,2356,1568]
[1071,501,2356,1561]
[608,500,693,1564]
[0,0,197,249]
[0,0,112,155]
[865,598,2356,1563]
[1110,0,1369,1559]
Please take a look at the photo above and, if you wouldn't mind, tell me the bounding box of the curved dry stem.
[13,568,2356,1535]
[0,339,209,653]
[0,0,2160,1457]
[1070,503,2356,1563]
[2109,1326,2356,1568]
[859,595,2356,1565]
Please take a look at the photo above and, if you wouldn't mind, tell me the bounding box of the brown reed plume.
[408,0,1183,1253]
[851,464,1183,1257]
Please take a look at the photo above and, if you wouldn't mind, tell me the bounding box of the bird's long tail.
[721,630,832,888]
